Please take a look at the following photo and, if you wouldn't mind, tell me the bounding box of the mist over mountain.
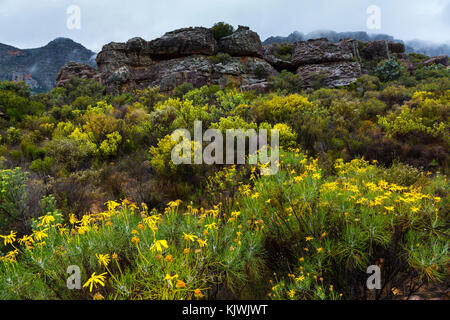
[263,30,450,56]
[0,38,96,93]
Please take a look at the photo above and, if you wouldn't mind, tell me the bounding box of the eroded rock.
[292,39,357,66]
[218,26,264,58]
[55,62,101,88]
[297,61,361,88]
[148,27,216,59]
[423,55,449,66]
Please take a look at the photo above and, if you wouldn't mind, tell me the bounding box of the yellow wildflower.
[176,280,186,289]
[1,231,17,245]
[194,289,205,299]
[183,232,197,243]
[83,272,107,292]
[150,240,169,253]
[131,236,140,245]
[164,273,178,287]
[197,238,208,248]
[96,253,111,267]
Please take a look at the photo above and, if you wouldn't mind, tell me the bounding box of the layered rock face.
[58,26,417,93]
[55,62,101,88]
[217,26,264,58]
[291,39,361,87]
[95,26,275,94]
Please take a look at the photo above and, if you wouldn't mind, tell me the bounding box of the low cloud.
[0,0,448,51]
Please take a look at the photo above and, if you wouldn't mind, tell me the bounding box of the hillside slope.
[0,38,96,93]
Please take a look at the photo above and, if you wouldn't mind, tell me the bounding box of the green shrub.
[0,168,29,232]
[269,70,303,94]
[173,83,194,98]
[209,53,233,64]
[30,157,54,175]
[310,71,329,90]
[6,127,21,145]
[375,59,402,82]
[211,22,234,40]
[407,53,429,64]
[255,65,268,79]
[414,64,450,81]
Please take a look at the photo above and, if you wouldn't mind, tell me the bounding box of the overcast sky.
[1,0,449,52]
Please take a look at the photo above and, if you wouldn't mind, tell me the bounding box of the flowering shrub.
[0,51,449,301]
[0,151,448,300]
[250,94,316,123]
[0,199,265,300]
[237,153,448,299]
[378,90,449,139]
[99,132,122,157]
[0,168,29,232]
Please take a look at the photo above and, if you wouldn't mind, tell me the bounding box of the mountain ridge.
[263,30,450,56]
[1,29,449,94]
[0,37,96,93]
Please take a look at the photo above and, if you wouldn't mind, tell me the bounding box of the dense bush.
[211,22,234,40]
[269,70,303,94]
[375,59,402,82]
[0,50,448,300]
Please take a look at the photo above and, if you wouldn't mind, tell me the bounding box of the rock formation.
[55,62,101,88]
[95,26,276,94]
[92,26,368,93]
[55,25,450,94]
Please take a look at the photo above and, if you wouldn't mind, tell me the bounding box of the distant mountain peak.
[0,37,96,93]
[263,30,450,56]
[48,37,76,45]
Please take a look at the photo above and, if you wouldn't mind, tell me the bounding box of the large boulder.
[388,42,406,54]
[55,62,101,88]
[103,55,277,94]
[218,26,264,58]
[297,61,361,88]
[96,39,153,79]
[148,27,216,59]
[360,40,390,60]
[291,38,357,66]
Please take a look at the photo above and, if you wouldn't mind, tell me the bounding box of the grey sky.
[1,0,449,52]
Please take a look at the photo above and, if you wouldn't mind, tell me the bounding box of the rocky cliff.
[263,30,450,57]
[0,38,96,93]
[56,25,413,93]
[92,26,276,94]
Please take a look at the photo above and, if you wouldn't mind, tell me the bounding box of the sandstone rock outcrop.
[292,38,357,66]
[423,55,448,66]
[56,25,433,94]
[55,62,101,88]
[147,27,216,59]
[359,40,391,60]
[297,62,361,88]
[262,44,295,71]
[388,42,406,54]
[99,54,276,93]
[289,39,361,87]
[217,26,264,58]
[95,26,276,94]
